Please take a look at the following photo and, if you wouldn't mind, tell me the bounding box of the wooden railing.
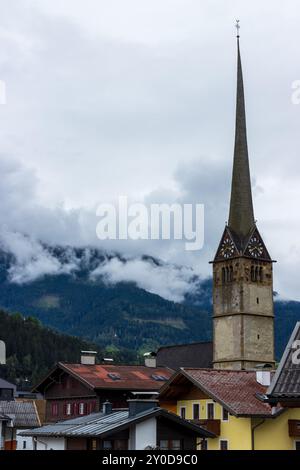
[190,419,221,436]
[288,420,300,437]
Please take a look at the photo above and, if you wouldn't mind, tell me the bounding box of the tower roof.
[228,35,255,240]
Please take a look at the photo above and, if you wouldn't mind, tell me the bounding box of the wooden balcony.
[190,419,221,436]
[288,420,300,437]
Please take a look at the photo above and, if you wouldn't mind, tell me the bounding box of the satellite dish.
[0,340,6,365]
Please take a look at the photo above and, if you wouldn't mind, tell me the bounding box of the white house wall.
[17,430,34,450]
[134,418,157,450]
[35,436,65,450]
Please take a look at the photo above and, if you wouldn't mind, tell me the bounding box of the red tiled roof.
[181,369,282,417]
[60,363,173,390]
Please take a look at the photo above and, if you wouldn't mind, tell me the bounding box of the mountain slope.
[0,309,103,388]
[0,246,299,360]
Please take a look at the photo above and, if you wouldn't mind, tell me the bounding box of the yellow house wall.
[254,408,300,450]
[176,399,300,450]
[177,399,252,450]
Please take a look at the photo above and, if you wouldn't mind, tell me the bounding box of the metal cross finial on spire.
[235,19,240,38]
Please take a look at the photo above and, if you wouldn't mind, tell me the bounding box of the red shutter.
[51,403,58,416]
[89,401,96,413]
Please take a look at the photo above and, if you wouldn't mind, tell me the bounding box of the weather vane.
[235,19,240,38]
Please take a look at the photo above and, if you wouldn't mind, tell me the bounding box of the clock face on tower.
[220,237,235,259]
[248,236,264,258]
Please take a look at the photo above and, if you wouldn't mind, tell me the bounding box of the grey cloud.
[0,0,298,300]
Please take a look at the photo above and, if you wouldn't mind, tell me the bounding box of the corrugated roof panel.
[268,322,300,398]
[0,401,40,427]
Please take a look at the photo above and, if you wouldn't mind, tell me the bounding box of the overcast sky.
[0,0,300,301]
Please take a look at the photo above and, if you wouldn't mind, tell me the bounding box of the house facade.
[0,401,40,450]
[159,368,300,450]
[21,399,214,450]
[0,378,16,401]
[32,357,172,424]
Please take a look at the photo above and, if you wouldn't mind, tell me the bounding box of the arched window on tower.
[222,267,226,283]
[251,265,263,283]
[229,266,234,282]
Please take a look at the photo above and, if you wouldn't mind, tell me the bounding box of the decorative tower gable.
[243,226,272,261]
[214,227,239,262]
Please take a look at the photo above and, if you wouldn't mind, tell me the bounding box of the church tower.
[212,28,275,370]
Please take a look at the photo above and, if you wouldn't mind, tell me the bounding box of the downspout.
[10,425,14,450]
[33,437,48,450]
[251,419,265,450]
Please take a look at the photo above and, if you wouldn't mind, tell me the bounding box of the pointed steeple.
[228,28,255,241]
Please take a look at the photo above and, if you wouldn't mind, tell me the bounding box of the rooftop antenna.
[235,19,240,38]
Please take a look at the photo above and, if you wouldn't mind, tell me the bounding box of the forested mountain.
[0,246,299,368]
[0,309,135,388]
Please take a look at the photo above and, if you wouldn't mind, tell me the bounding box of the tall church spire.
[212,25,275,371]
[228,26,255,240]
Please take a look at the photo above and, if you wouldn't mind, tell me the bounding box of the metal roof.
[160,368,282,417]
[267,322,300,399]
[156,342,213,370]
[0,401,40,428]
[0,377,16,391]
[33,363,173,393]
[20,408,214,439]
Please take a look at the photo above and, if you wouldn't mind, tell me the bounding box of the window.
[180,407,186,419]
[207,402,214,420]
[103,440,113,450]
[159,440,182,450]
[107,373,121,381]
[159,440,168,450]
[51,403,58,417]
[23,440,27,450]
[170,440,181,450]
[220,440,228,450]
[295,441,300,451]
[114,440,128,450]
[222,407,229,422]
[200,439,207,451]
[79,402,86,415]
[151,374,168,381]
[66,403,73,416]
[89,401,97,414]
[91,439,97,451]
[193,403,200,420]
[222,266,233,284]
[251,265,263,283]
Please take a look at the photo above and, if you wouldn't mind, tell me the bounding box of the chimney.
[144,352,157,368]
[102,401,113,415]
[0,340,6,365]
[103,358,114,364]
[128,399,158,417]
[256,370,271,387]
[80,351,97,365]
